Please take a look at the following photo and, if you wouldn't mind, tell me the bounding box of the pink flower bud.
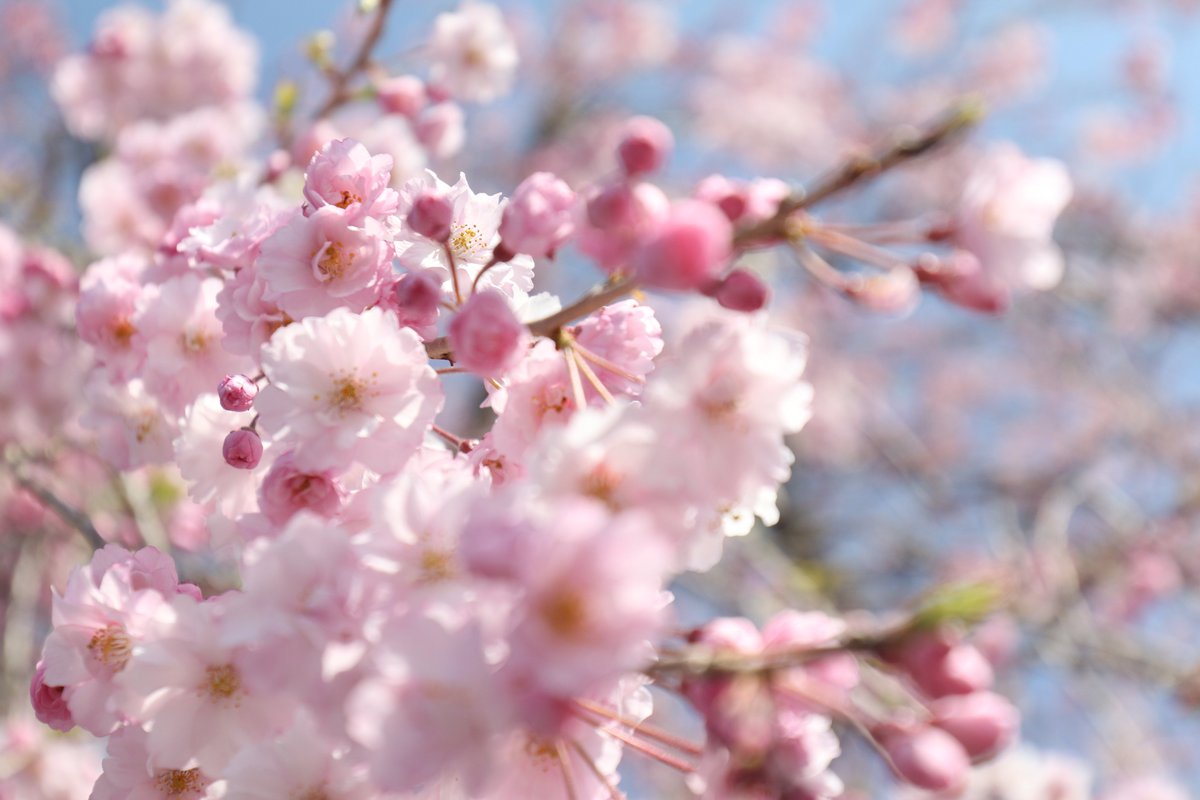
[694,174,749,222]
[843,268,920,314]
[886,629,995,698]
[916,250,1009,314]
[931,691,1020,760]
[408,190,454,242]
[218,374,258,412]
[633,200,733,291]
[376,75,427,118]
[222,429,263,470]
[877,724,970,792]
[259,452,343,525]
[707,268,770,312]
[392,269,443,332]
[415,102,465,159]
[498,172,577,258]
[617,116,674,177]
[586,182,639,230]
[30,660,74,733]
[449,290,529,377]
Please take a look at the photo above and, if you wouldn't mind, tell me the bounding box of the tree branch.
[422,99,985,362]
[311,0,396,121]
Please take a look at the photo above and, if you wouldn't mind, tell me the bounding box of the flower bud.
[376,74,427,118]
[617,116,674,177]
[218,374,258,412]
[931,691,1020,760]
[694,174,748,222]
[886,629,995,698]
[392,269,443,330]
[876,724,970,792]
[260,453,343,525]
[633,200,733,291]
[222,429,263,470]
[415,102,465,159]
[708,268,770,312]
[499,172,576,258]
[449,290,529,377]
[916,250,1009,314]
[408,189,454,242]
[30,660,74,733]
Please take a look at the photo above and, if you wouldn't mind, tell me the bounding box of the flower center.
[418,549,455,584]
[180,329,210,354]
[112,318,136,347]
[202,663,242,701]
[315,240,356,281]
[336,190,363,209]
[522,735,559,767]
[325,371,376,416]
[87,623,133,673]
[154,768,207,799]
[540,589,588,638]
[533,384,572,423]
[581,463,622,510]
[448,222,485,258]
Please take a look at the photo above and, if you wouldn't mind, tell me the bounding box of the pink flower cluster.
[45,123,841,796]
[23,4,1099,793]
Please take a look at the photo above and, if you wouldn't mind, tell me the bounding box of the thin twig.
[311,0,396,120]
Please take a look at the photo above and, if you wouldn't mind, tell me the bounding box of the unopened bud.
[617,116,674,177]
[222,429,263,470]
[218,374,258,412]
[408,190,454,242]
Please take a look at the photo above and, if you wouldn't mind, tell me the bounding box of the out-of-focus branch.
[3,456,104,551]
[735,96,987,247]
[647,580,1002,678]
[311,0,396,121]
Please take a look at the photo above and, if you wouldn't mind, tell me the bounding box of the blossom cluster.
[7,1,1130,798]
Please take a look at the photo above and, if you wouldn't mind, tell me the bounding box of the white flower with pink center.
[394,170,535,303]
[255,306,443,474]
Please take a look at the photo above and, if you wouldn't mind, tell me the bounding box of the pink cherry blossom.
[257,206,392,320]
[256,306,443,474]
[449,289,529,377]
[955,143,1073,290]
[498,171,577,259]
[303,138,399,223]
[428,1,518,103]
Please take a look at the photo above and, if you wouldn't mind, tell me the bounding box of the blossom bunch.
[14,1,1162,798]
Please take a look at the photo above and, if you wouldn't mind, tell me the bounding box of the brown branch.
[5,461,105,551]
[311,0,396,121]
[423,99,984,362]
[734,96,987,247]
[424,276,638,361]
